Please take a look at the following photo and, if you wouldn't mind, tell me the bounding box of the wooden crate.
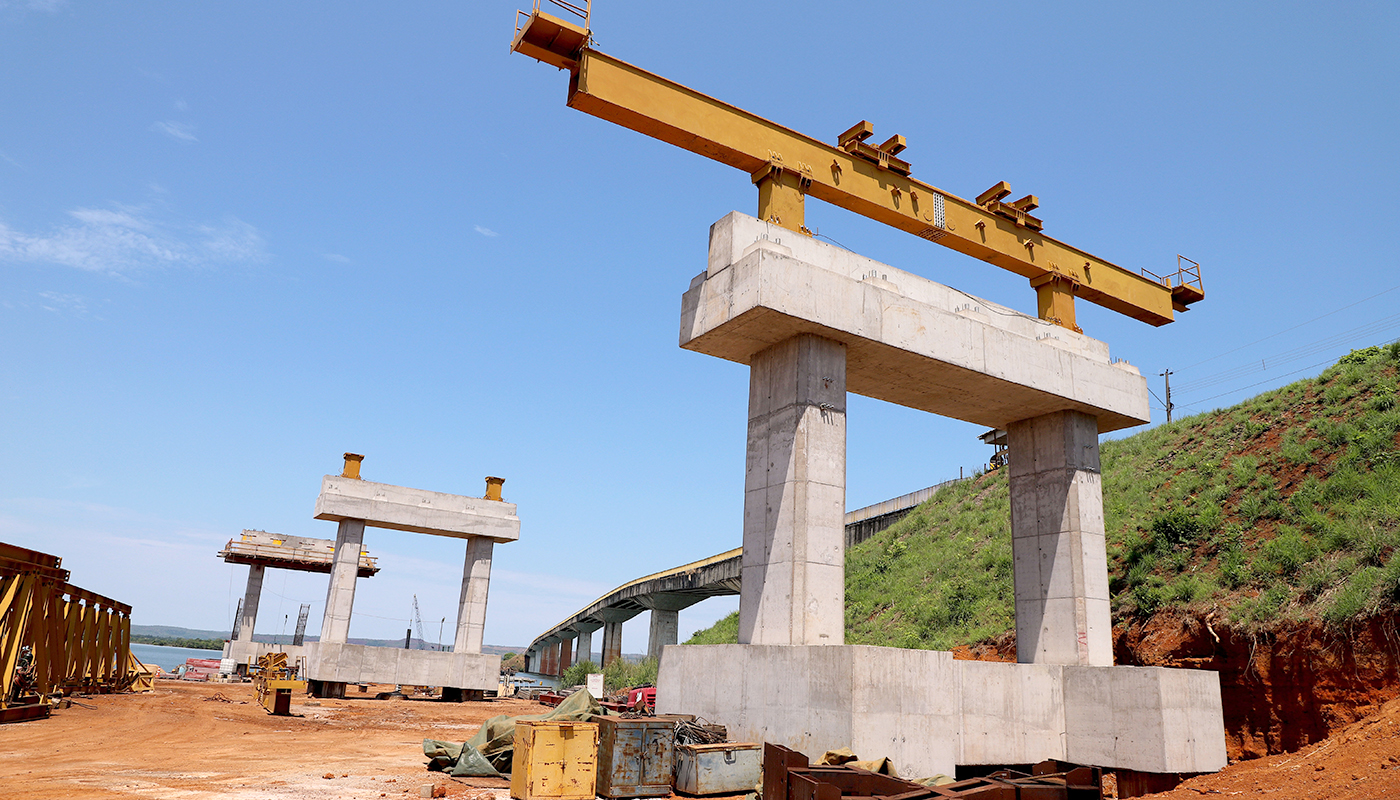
[510,720,600,800]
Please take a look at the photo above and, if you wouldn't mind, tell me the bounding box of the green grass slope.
[687,343,1400,648]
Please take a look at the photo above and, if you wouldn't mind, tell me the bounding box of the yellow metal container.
[510,720,600,800]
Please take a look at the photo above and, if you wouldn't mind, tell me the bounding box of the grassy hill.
[688,342,1400,648]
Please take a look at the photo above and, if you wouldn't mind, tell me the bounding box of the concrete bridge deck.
[524,478,965,674]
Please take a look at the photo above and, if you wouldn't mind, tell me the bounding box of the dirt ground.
[9,679,1400,800]
[0,680,537,800]
[1145,694,1400,800]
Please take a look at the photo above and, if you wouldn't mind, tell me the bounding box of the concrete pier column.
[540,638,557,675]
[1007,409,1113,666]
[600,622,624,667]
[320,519,366,644]
[739,334,847,646]
[236,565,265,641]
[558,632,575,674]
[574,622,601,665]
[647,609,679,662]
[452,537,494,654]
[639,594,696,661]
[595,608,638,667]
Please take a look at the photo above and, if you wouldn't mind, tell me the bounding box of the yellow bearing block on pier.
[510,720,599,800]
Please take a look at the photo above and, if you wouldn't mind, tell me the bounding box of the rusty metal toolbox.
[675,742,762,795]
[592,715,675,798]
[509,720,600,800]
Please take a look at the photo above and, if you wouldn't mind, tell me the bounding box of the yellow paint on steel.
[513,17,1197,330]
[485,476,506,502]
[342,452,364,480]
[511,720,600,800]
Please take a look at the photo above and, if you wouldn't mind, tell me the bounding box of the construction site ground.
[0,680,535,800]
[5,680,1400,800]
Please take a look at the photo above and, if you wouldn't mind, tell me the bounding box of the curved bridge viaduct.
[524,478,964,675]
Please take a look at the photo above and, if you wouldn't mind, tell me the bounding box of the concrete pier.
[740,334,846,646]
[218,530,380,673]
[558,632,574,673]
[574,622,600,665]
[453,537,494,654]
[321,519,365,645]
[1009,410,1112,666]
[659,212,1225,778]
[236,564,264,642]
[304,467,520,696]
[646,611,676,661]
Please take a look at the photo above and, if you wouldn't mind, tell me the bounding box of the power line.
[1177,281,1400,372]
[1182,355,1344,407]
[1173,313,1400,395]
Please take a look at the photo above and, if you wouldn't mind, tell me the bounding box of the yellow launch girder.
[511,8,1203,331]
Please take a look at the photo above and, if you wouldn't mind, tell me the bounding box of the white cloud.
[0,0,66,11]
[0,205,267,276]
[0,150,21,169]
[474,225,499,237]
[151,120,197,142]
[322,253,351,263]
[37,290,88,315]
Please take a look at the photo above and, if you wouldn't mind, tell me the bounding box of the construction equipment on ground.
[251,651,306,716]
[764,743,1102,800]
[0,542,143,723]
[510,1,1203,334]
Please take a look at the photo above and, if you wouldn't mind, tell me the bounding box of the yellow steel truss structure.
[0,543,139,722]
[510,9,1204,333]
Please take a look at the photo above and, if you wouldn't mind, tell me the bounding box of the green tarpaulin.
[424,690,605,776]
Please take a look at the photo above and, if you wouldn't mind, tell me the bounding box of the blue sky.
[2,1,1397,651]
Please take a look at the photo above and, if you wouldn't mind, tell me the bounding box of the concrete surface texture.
[1009,409,1113,666]
[314,476,520,542]
[680,212,1151,434]
[235,564,264,642]
[321,518,365,645]
[223,639,304,669]
[656,644,1227,776]
[740,334,847,646]
[309,472,519,691]
[304,641,500,691]
[453,536,495,653]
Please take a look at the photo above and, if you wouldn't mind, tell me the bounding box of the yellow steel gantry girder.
[0,542,137,720]
[511,8,1204,332]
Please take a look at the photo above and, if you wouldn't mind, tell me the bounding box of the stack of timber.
[0,542,142,723]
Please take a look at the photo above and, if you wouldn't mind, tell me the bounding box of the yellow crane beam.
[511,9,1202,331]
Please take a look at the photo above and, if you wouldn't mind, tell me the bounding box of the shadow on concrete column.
[574,622,601,665]
[1007,409,1113,666]
[320,519,365,644]
[739,333,847,646]
[236,565,264,642]
[453,537,494,654]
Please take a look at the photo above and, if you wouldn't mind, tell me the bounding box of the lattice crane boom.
[510,3,1204,333]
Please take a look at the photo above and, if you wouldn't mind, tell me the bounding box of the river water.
[129,642,224,672]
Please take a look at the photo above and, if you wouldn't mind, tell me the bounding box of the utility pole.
[1161,369,1174,423]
